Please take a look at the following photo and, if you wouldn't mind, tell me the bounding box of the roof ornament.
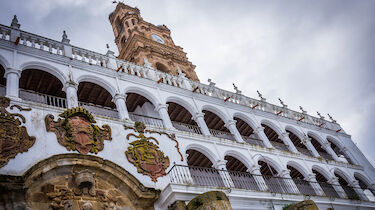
[327,113,337,123]
[207,79,216,87]
[11,15,20,29]
[177,66,186,78]
[233,83,242,94]
[317,111,325,119]
[256,90,266,102]
[299,106,307,114]
[106,43,115,57]
[62,30,70,44]
[278,98,287,108]
[143,58,152,68]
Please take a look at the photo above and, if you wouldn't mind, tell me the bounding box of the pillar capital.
[5,68,21,78]
[349,180,360,187]
[247,165,261,175]
[280,132,289,139]
[224,119,236,128]
[302,136,311,144]
[306,173,317,181]
[63,80,78,92]
[323,141,331,148]
[154,103,168,112]
[192,112,205,121]
[213,160,227,170]
[278,169,291,178]
[254,126,264,134]
[328,177,339,185]
[113,93,127,101]
[341,147,348,152]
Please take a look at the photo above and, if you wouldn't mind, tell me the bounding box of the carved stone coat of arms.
[45,107,111,154]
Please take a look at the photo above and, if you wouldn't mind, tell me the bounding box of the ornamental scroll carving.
[0,96,35,168]
[45,107,111,154]
[125,122,170,182]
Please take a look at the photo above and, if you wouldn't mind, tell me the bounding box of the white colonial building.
[0,4,375,210]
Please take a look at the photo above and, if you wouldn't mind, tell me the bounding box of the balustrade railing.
[296,147,313,156]
[242,136,265,146]
[209,128,235,141]
[318,151,334,161]
[270,141,289,152]
[19,89,67,108]
[168,165,368,200]
[172,121,202,134]
[129,113,164,128]
[78,101,119,119]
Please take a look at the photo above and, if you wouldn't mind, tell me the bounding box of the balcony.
[129,113,164,128]
[168,165,366,200]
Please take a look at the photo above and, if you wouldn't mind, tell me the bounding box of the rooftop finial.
[11,15,20,29]
[257,90,266,102]
[317,111,324,119]
[278,98,287,108]
[106,44,110,49]
[208,79,216,87]
[62,30,70,44]
[299,106,307,114]
[327,113,337,123]
[233,83,241,94]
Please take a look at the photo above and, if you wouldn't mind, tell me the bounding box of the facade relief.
[45,107,112,154]
[0,96,35,168]
[125,122,170,182]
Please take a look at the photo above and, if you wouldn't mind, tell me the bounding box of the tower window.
[131,19,135,25]
[125,21,129,27]
[155,62,169,73]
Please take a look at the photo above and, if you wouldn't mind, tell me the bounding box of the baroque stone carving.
[125,122,170,182]
[0,96,35,168]
[45,107,112,154]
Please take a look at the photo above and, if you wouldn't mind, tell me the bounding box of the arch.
[201,104,230,123]
[260,119,283,135]
[185,143,218,166]
[124,86,160,107]
[312,165,332,181]
[254,154,282,174]
[20,61,67,84]
[223,150,252,170]
[233,112,258,130]
[0,54,10,69]
[326,136,341,148]
[164,96,197,116]
[77,74,117,97]
[23,154,159,209]
[307,131,326,145]
[354,172,372,187]
[285,125,304,140]
[286,160,310,178]
[334,168,354,184]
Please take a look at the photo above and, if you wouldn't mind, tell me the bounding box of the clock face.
[152,34,165,44]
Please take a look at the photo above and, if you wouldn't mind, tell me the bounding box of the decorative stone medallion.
[125,122,170,182]
[0,96,35,168]
[45,107,111,154]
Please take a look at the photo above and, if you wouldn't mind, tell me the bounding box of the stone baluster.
[113,93,129,121]
[155,104,175,130]
[328,177,346,198]
[106,50,117,69]
[225,120,244,143]
[321,142,340,161]
[350,180,369,201]
[306,173,324,196]
[5,68,21,100]
[64,82,78,108]
[279,169,300,194]
[213,160,234,188]
[192,112,211,136]
[302,136,320,157]
[280,132,299,153]
[248,165,268,191]
[254,127,273,148]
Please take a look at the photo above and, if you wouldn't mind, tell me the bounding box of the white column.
[279,169,300,194]
[213,160,235,188]
[280,132,299,153]
[322,142,340,161]
[225,120,244,143]
[5,68,21,100]
[193,112,211,136]
[248,165,268,191]
[306,173,324,196]
[350,180,369,201]
[303,137,320,157]
[155,104,174,130]
[64,82,78,108]
[254,126,273,148]
[113,93,129,121]
[328,177,346,198]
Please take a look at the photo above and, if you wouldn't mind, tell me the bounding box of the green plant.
[348,194,360,200]
[282,203,294,210]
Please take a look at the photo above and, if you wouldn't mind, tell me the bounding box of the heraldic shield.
[125,122,170,182]
[45,107,112,154]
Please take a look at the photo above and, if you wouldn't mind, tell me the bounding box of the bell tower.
[109,3,199,81]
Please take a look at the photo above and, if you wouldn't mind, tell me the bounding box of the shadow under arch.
[20,61,67,85]
[77,74,117,97]
[224,150,252,171]
[201,104,230,123]
[19,154,159,209]
[286,160,310,178]
[185,143,218,167]
[164,96,197,116]
[124,86,160,108]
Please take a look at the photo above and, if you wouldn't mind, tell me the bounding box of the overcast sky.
[1,0,374,165]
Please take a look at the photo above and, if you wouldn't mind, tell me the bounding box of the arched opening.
[258,160,290,193]
[115,17,123,34]
[286,129,312,156]
[167,102,200,134]
[155,62,169,73]
[203,110,234,141]
[19,69,66,107]
[126,93,163,127]
[186,149,224,187]
[261,123,288,151]
[287,165,315,195]
[121,36,127,46]
[354,174,375,200]
[0,65,6,96]
[334,172,359,199]
[308,134,334,160]
[327,138,354,164]
[312,168,339,197]
[131,19,135,25]
[234,117,263,146]
[125,21,129,28]
[224,155,259,190]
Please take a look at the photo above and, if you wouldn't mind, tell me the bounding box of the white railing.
[242,136,265,146]
[78,101,119,119]
[19,89,67,108]
[128,113,164,128]
[0,23,340,132]
[209,128,235,141]
[172,121,202,134]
